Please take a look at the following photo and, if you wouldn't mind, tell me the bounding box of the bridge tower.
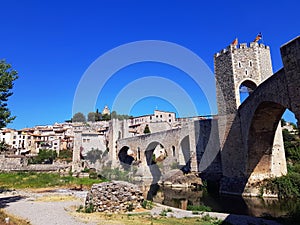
[214,40,287,194]
[214,41,273,114]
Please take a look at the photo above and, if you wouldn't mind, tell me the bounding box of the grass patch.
[71,211,224,225]
[35,195,78,202]
[0,172,106,189]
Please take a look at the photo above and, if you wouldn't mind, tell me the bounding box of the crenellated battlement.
[214,42,270,58]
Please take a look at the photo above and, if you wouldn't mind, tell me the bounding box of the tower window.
[249,61,253,67]
[238,62,241,68]
[245,70,248,75]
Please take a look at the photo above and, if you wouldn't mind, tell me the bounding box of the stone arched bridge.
[116,123,198,171]
[114,36,300,195]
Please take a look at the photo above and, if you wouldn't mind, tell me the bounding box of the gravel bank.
[2,190,96,225]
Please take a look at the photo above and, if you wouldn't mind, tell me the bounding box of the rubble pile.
[85,181,144,212]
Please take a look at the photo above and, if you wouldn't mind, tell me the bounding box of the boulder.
[161,169,203,188]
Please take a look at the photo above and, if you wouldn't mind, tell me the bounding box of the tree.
[144,124,151,134]
[88,110,102,122]
[88,112,96,122]
[101,113,110,121]
[72,112,86,122]
[29,149,57,164]
[0,60,18,128]
[0,141,8,152]
[95,109,102,121]
[111,111,117,119]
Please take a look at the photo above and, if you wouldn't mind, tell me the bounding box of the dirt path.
[2,190,96,225]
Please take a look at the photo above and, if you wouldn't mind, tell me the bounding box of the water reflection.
[140,183,300,219]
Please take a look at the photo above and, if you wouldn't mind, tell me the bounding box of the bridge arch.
[145,141,166,165]
[246,101,288,180]
[238,79,258,105]
[118,146,134,169]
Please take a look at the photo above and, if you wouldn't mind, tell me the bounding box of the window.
[238,62,241,68]
[245,70,248,75]
[169,114,171,117]
[160,115,162,118]
[249,61,253,67]
[169,119,171,122]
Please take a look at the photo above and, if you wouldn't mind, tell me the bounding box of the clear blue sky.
[0,0,299,129]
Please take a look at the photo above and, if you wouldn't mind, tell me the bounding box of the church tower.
[214,41,273,115]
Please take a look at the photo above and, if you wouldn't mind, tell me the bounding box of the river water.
[142,184,300,219]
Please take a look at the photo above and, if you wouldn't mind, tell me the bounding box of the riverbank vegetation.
[0,172,106,189]
[263,120,300,199]
[261,120,300,224]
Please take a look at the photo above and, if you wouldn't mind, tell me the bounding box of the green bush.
[29,149,57,164]
[142,200,154,210]
[85,202,94,213]
[187,204,212,212]
[57,149,73,162]
[264,173,300,199]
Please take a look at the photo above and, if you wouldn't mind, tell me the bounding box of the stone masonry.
[85,181,144,212]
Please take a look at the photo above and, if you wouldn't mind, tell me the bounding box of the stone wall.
[0,155,70,172]
[85,181,144,212]
[0,155,27,171]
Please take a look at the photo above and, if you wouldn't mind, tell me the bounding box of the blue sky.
[0,0,299,129]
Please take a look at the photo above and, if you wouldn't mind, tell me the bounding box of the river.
[142,184,300,220]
